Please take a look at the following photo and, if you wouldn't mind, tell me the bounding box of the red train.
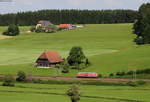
[76,72,99,78]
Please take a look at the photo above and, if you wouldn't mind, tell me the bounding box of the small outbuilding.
[36,50,64,68]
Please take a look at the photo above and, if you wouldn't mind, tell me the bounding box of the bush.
[109,73,114,77]
[16,71,26,82]
[136,80,146,85]
[2,75,15,87]
[116,71,125,76]
[62,67,69,73]
[3,24,20,36]
[126,81,137,87]
[134,36,144,45]
[60,61,70,73]
[30,26,36,32]
[126,71,134,75]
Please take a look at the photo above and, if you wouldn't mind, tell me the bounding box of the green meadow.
[0,24,150,76]
[0,82,150,102]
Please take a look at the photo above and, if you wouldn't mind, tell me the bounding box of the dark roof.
[37,51,64,63]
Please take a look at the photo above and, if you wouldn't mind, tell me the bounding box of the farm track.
[0,74,150,82]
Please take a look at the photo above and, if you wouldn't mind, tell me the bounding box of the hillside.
[0,24,150,76]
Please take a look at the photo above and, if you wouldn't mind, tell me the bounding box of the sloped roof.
[58,24,71,29]
[37,51,64,63]
[38,20,53,26]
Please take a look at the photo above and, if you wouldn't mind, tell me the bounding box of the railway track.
[0,74,150,82]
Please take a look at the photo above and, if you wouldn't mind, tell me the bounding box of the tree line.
[0,9,138,26]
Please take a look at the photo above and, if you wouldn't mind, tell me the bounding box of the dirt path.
[0,74,150,82]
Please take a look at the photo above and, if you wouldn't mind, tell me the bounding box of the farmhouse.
[37,20,53,27]
[36,50,64,68]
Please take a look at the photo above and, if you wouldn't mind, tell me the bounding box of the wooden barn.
[35,51,64,68]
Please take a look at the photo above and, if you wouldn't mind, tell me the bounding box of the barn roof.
[58,24,71,29]
[37,51,64,63]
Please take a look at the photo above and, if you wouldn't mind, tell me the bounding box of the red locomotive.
[76,72,99,78]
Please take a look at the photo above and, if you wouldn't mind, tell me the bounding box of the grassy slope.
[0,83,150,102]
[0,24,150,76]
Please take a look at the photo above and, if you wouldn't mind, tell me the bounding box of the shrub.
[2,75,15,87]
[144,69,150,74]
[126,81,137,87]
[127,71,134,75]
[134,36,144,45]
[16,71,26,82]
[109,73,114,77]
[30,26,36,32]
[3,24,20,36]
[126,69,150,75]
[136,80,146,85]
[116,72,125,76]
[60,61,70,73]
[62,67,69,73]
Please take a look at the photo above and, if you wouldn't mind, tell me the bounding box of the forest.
[0,9,138,26]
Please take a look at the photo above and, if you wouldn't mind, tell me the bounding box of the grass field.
[0,24,150,76]
[0,82,150,102]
